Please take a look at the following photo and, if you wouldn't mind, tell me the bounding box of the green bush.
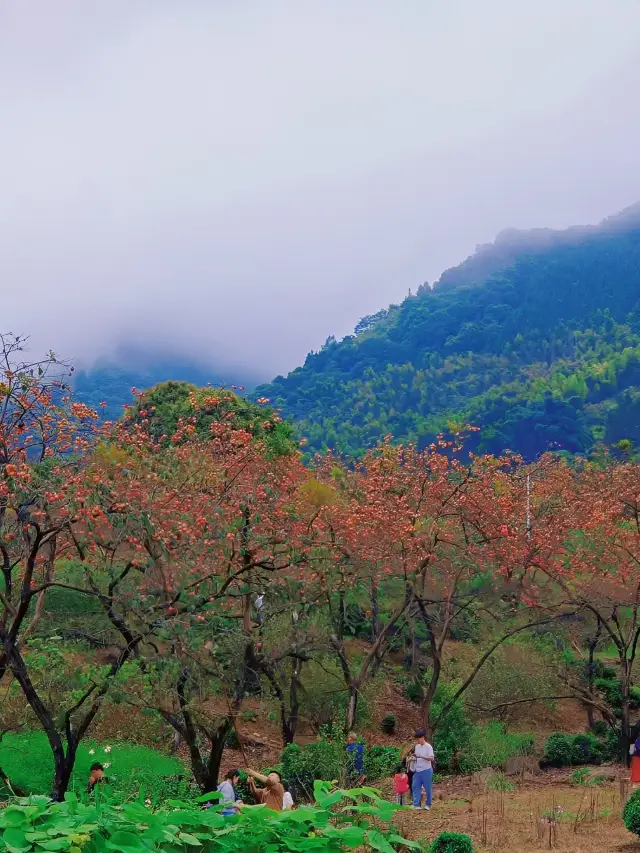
[430,685,474,773]
[572,733,605,765]
[405,680,422,704]
[430,830,474,853]
[624,788,640,837]
[281,740,345,800]
[364,746,401,781]
[457,722,534,774]
[0,731,187,803]
[0,780,416,853]
[543,731,608,767]
[543,733,574,767]
[381,713,397,735]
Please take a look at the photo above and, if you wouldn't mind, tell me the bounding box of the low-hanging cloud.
[2,0,640,381]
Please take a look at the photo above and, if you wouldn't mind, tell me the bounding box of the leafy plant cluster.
[0,782,419,853]
[429,832,474,853]
[280,736,401,802]
[456,723,534,774]
[542,732,615,768]
[623,788,640,838]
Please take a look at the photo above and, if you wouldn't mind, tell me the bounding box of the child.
[282,783,294,810]
[88,762,107,794]
[393,763,409,806]
[217,769,242,816]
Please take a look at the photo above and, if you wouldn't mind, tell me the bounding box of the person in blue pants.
[410,729,435,810]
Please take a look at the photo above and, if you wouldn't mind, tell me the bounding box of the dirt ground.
[386,768,640,852]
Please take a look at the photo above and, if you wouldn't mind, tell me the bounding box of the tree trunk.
[370,580,379,643]
[52,744,76,802]
[171,730,182,754]
[201,721,231,793]
[585,636,597,729]
[346,683,359,732]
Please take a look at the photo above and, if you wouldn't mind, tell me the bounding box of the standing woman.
[631,734,640,788]
[410,729,435,810]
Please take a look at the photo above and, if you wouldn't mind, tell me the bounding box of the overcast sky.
[2,0,640,381]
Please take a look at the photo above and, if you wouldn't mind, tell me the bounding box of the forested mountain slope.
[256,204,640,460]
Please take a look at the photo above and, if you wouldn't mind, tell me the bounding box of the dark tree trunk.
[52,746,76,803]
[201,721,231,793]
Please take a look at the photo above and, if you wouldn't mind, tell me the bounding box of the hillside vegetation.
[257,204,640,460]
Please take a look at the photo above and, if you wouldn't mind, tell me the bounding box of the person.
[393,763,409,805]
[87,762,106,794]
[631,734,640,787]
[217,769,242,815]
[346,733,365,785]
[410,729,435,810]
[246,768,285,810]
[282,783,294,810]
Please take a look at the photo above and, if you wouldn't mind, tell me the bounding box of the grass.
[457,722,535,773]
[0,731,188,803]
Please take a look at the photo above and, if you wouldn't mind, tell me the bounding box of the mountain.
[255,203,640,461]
[73,345,263,423]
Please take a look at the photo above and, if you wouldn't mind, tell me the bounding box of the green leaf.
[2,828,30,852]
[105,831,145,851]
[177,833,202,846]
[38,839,75,851]
[320,825,366,846]
[388,834,424,849]
[365,829,397,853]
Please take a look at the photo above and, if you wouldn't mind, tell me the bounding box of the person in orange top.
[246,768,285,810]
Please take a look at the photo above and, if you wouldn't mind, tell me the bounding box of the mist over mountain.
[74,344,265,422]
[255,203,640,460]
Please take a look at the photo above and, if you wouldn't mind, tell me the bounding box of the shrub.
[457,722,534,774]
[405,680,422,704]
[589,720,608,738]
[543,732,608,767]
[0,780,415,853]
[281,740,345,800]
[430,830,474,853]
[624,788,640,837]
[381,713,397,735]
[430,684,474,773]
[364,746,401,781]
[572,733,604,765]
[543,733,574,768]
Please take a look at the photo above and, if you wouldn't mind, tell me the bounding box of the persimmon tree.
[65,401,310,791]
[536,456,640,760]
[0,334,113,800]
[308,438,570,733]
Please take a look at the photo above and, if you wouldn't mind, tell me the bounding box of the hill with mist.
[255,203,640,460]
[73,346,263,423]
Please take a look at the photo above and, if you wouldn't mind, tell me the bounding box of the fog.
[2,0,640,381]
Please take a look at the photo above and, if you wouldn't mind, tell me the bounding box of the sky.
[2,0,640,382]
